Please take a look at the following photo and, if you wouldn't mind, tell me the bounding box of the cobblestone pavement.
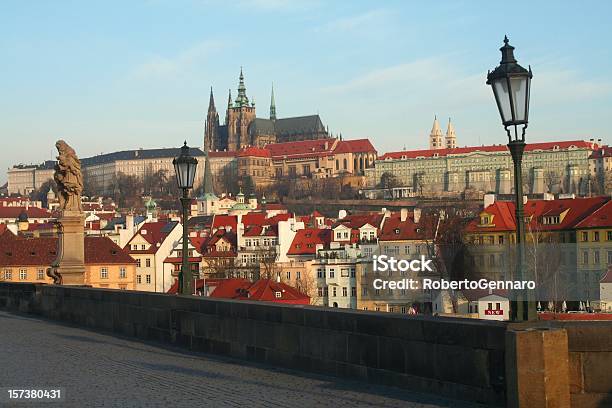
[0,311,485,408]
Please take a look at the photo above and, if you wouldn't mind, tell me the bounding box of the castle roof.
[248,115,326,138]
[380,140,597,160]
[81,147,204,166]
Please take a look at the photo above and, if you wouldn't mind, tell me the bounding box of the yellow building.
[0,233,136,290]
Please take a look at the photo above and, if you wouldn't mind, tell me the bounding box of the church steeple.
[429,115,444,150]
[270,83,277,121]
[234,67,250,107]
[227,89,233,109]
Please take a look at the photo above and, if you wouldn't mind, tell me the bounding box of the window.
[286,271,291,280]
[351,287,356,297]
[4,269,12,280]
[324,287,328,297]
[19,269,27,280]
[401,306,407,314]
[608,231,612,241]
[332,287,337,297]
[488,302,493,310]
[582,251,589,265]
[145,258,151,268]
[317,269,323,278]
[594,250,600,264]
[137,275,142,284]
[37,269,44,280]
[100,267,108,279]
[342,287,347,297]
[119,267,126,279]
[341,268,349,277]
[275,291,282,299]
[146,274,151,284]
[362,287,368,296]
[136,259,141,267]
[498,235,504,244]
[329,270,335,278]
[296,271,301,280]
[318,287,323,297]
[119,284,127,290]
[582,232,589,242]
[594,231,600,242]
[375,307,380,311]
[496,303,501,310]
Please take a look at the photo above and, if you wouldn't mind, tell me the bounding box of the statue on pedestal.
[54,140,83,212]
[48,140,86,285]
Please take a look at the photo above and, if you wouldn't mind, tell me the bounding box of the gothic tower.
[204,87,219,152]
[270,83,277,121]
[226,68,256,151]
[445,118,457,149]
[429,116,444,150]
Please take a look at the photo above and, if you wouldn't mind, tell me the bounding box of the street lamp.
[173,141,198,295]
[487,36,536,321]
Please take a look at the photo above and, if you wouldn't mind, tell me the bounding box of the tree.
[544,170,562,194]
[294,272,320,305]
[115,172,144,209]
[379,172,400,189]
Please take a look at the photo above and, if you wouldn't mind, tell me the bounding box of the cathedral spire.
[208,86,216,112]
[227,89,232,108]
[270,83,277,121]
[234,67,250,107]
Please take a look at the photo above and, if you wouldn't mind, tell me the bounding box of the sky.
[1,0,611,184]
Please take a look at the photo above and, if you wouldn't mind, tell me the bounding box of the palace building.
[204,69,329,152]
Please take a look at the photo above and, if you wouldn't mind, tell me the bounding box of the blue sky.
[1,0,611,184]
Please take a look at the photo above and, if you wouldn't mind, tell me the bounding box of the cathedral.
[204,69,329,152]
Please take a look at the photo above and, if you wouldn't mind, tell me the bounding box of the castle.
[204,69,329,152]
[429,116,457,150]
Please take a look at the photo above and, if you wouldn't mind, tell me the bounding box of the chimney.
[400,208,408,222]
[484,193,496,208]
[413,208,421,224]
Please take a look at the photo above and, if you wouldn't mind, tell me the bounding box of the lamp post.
[173,142,198,295]
[487,36,537,321]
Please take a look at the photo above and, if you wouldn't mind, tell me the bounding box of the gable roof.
[378,213,430,241]
[288,228,332,255]
[125,221,179,253]
[0,206,53,219]
[575,200,612,229]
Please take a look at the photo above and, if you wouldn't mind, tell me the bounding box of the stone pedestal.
[55,211,86,285]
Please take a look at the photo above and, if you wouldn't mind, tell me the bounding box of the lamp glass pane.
[493,78,512,123]
[510,76,528,122]
[187,162,197,189]
[180,164,189,189]
[173,162,183,187]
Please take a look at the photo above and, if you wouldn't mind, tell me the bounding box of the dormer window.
[542,216,560,225]
[275,291,282,299]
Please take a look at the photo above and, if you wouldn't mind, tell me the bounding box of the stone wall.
[1,282,610,407]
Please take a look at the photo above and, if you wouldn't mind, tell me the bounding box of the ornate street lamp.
[487,36,536,321]
[173,142,198,295]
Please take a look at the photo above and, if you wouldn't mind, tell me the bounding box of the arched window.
[335,160,339,170]
[343,158,347,169]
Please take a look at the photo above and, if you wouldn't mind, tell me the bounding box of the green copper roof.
[234,67,250,108]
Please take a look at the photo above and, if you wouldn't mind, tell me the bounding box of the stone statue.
[54,140,83,212]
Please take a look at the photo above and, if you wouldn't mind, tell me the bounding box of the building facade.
[7,161,56,195]
[367,140,599,196]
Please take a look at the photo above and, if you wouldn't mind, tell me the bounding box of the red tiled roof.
[333,139,377,154]
[125,221,178,254]
[589,146,612,159]
[0,235,135,266]
[209,278,309,304]
[237,146,271,158]
[467,197,609,233]
[212,215,237,231]
[378,213,431,241]
[336,212,384,229]
[380,140,597,160]
[288,228,332,255]
[575,200,612,229]
[0,207,53,219]
[241,212,266,226]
